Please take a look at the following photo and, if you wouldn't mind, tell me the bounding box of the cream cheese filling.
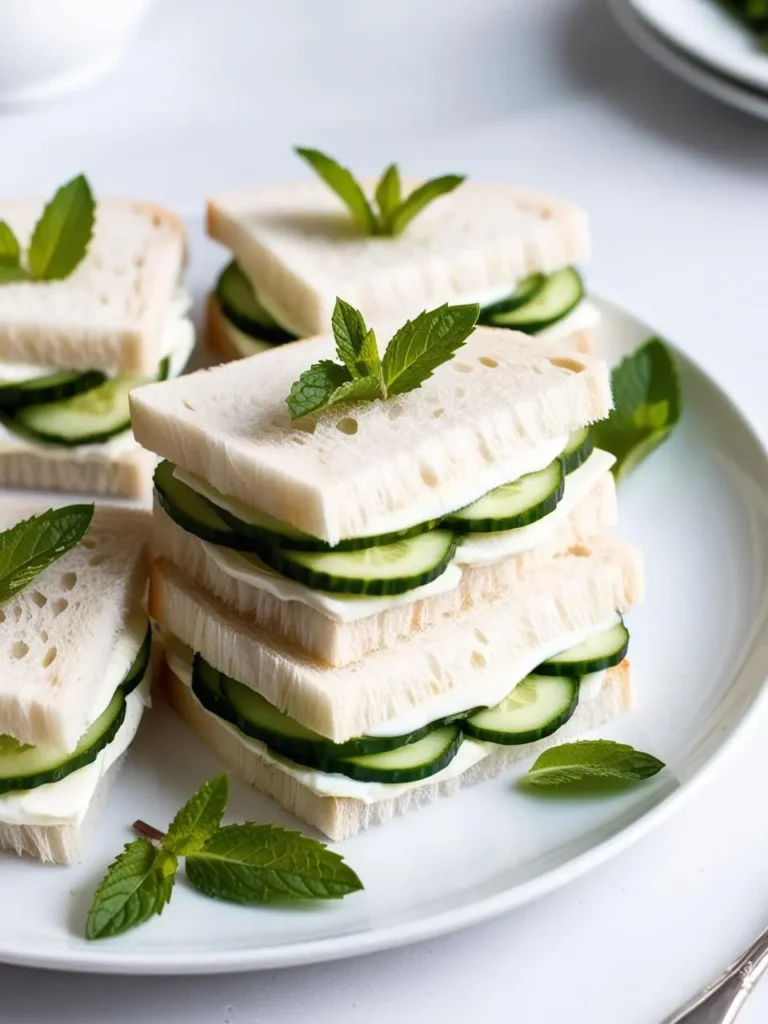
[179,449,613,625]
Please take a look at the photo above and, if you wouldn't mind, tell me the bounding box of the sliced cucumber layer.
[537,619,629,676]
[444,459,563,534]
[12,374,145,446]
[331,725,462,783]
[0,689,126,795]
[122,624,152,697]
[155,461,245,549]
[464,675,579,745]
[0,370,107,412]
[561,427,594,475]
[480,268,584,333]
[216,261,296,345]
[255,529,457,595]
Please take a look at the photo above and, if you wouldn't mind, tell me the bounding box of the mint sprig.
[593,338,681,482]
[85,774,363,940]
[0,504,94,605]
[286,298,479,420]
[295,147,465,237]
[0,174,95,286]
[525,740,665,788]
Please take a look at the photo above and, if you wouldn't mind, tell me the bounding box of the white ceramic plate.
[631,0,768,93]
[2,295,768,975]
[612,0,768,122]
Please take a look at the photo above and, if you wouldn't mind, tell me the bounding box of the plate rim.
[3,293,768,975]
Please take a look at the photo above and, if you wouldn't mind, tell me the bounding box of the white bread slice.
[205,291,598,364]
[149,537,643,743]
[0,503,150,750]
[163,658,631,841]
[130,329,611,545]
[0,441,154,498]
[0,200,185,374]
[207,181,589,338]
[150,469,616,666]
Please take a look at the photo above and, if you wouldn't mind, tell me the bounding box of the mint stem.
[133,819,166,842]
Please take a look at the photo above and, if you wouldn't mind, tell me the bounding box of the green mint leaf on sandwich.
[0,221,22,267]
[85,839,178,941]
[185,823,364,904]
[163,773,229,856]
[593,338,681,482]
[286,299,479,419]
[0,504,94,605]
[525,740,665,788]
[294,148,376,234]
[27,174,95,282]
[295,147,465,236]
[382,303,480,395]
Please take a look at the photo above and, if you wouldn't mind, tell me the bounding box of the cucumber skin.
[561,430,594,475]
[216,263,296,346]
[191,655,240,725]
[444,461,564,534]
[333,725,463,784]
[0,691,126,795]
[477,272,546,319]
[122,625,152,696]
[153,461,257,551]
[536,630,629,677]
[463,684,579,745]
[0,370,107,412]
[253,533,458,596]
[483,267,584,333]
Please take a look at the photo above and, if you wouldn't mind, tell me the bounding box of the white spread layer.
[176,432,568,548]
[167,641,612,805]
[178,449,613,625]
[0,288,195,458]
[80,606,148,730]
[0,676,150,827]
[538,300,600,342]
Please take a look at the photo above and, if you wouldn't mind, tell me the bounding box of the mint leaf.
[85,839,177,940]
[0,264,30,284]
[0,221,21,267]
[593,338,681,482]
[295,148,376,234]
[324,374,384,408]
[286,359,352,420]
[27,174,95,282]
[382,303,479,396]
[374,164,401,227]
[331,298,383,383]
[526,740,665,788]
[389,174,465,235]
[0,504,94,604]
[163,773,229,856]
[185,824,364,904]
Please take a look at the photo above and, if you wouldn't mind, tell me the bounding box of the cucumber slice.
[483,268,584,333]
[216,262,296,345]
[12,374,146,446]
[211,662,475,764]
[0,370,106,412]
[444,459,563,534]
[0,688,126,795]
[191,654,239,724]
[464,675,579,745]
[154,461,246,549]
[122,624,152,696]
[536,619,629,676]
[560,427,594,475]
[478,272,546,319]
[332,725,462,783]
[255,529,457,596]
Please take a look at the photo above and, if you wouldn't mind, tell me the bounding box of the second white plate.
[1,295,768,974]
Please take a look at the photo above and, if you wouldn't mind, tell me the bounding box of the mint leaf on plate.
[294,148,376,234]
[86,839,178,940]
[27,174,95,282]
[382,303,480,396]
[331,297,383,384]
[389,174,465,236]
[0,504,94,604]
[593,338,681,482]
[163,773,229,856]
[185,823,364,904]
[525,739,665,788]
[0,221,21,267]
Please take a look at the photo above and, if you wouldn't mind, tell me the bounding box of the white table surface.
[3,0,768,1020]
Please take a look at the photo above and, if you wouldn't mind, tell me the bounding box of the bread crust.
[0,443,154,498]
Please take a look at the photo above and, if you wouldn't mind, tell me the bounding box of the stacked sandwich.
[0,193,194,497]
[206,173,600,361]
[131,307,643,840]
[0,505,151,863]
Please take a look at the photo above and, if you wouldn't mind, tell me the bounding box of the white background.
[2,0,768,1020]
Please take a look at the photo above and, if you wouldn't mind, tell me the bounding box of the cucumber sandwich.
[0,503,152,864]
[205,149,600,361]
[131,302,641,839]
[0,176,195,498]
